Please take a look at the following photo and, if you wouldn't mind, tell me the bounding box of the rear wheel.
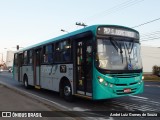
[23,76,29,89]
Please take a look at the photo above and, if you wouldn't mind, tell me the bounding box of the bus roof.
[15,24,139,53]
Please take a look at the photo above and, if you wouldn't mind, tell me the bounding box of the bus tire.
[23,75,29,89]
[61,80,73,102]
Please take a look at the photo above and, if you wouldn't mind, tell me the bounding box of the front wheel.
[61,81,73,102]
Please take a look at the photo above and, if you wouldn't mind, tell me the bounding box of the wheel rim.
[24,79,28,87]
[64,86,71,96]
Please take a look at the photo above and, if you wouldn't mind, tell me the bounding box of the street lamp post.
[61,29,69,33]
[76,22,87,28]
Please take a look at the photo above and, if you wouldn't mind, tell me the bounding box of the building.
[0,53,3,63]
[141,46,160,74]
[6,50,14,68]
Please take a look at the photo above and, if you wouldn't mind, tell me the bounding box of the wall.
[141,46,160,73]
[6,51,14,68]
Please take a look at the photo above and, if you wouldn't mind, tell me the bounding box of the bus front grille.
[109,73,139,78]
[115,82,138,86]
[116,88,137,95]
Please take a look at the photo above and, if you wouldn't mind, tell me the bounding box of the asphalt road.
[0,71,160,120]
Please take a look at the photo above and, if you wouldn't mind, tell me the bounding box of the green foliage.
[143,74,160,80]
[152,65,160,75]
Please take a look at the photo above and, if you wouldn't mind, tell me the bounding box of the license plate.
[124,88,131,93]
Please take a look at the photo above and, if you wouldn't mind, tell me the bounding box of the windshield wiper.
[124,40,134,64]
[110,37,123,63]
[110,38,118,52]
[127,40,134,54]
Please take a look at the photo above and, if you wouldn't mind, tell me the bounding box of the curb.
[0,81,70,111]
[0,81,93,120]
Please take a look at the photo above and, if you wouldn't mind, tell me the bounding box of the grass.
[143,74,160,81]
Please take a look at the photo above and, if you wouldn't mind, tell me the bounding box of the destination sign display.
[97,27,139,39]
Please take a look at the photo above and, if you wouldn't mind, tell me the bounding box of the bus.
[13,25,143,101]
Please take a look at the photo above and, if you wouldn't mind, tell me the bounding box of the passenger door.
[75,39,92,96]
[33,48,41,87]
[18,53,23,82]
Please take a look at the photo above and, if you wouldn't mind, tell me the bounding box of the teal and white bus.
[13,25,143,101]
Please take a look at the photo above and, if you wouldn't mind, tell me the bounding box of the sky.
[0,0,160,60]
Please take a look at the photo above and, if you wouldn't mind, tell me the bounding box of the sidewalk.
[0,84,76,120]
[0,84,53,111]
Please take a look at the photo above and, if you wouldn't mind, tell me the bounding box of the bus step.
[74,94,92,99]
[35,85,41,89]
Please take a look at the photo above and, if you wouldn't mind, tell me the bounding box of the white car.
[8,68,13,73]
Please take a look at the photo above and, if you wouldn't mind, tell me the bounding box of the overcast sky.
[0,0,160,57]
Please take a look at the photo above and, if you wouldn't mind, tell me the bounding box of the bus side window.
[53,39,71,63]
[14,54,18,66]
[47,44,53,63]
[28,50,33,64]
[42,46,47,63]
[54,42,61,62]
[43,44,53,64]
[63,40,71,62]
[23,51,28,65]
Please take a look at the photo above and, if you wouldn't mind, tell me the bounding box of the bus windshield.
[96,38,142,70]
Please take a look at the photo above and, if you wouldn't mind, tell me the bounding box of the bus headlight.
[98,76,104,83]
[98,76,109,86]
[105,82,108,86]
[142,76,144,80]
[138,80,143,84]
[110,84,113,88]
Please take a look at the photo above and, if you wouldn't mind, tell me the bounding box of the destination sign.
[97,27,139,39]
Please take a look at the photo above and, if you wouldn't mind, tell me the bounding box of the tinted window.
[43,44,53,64]
[29,50,33,64]
[54,39,72,63]
[14,54,18,66]
[23,51,28,65]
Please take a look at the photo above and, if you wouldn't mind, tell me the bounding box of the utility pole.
[17,45,19,50]
[12,45,23,50]
[76,22,87,28]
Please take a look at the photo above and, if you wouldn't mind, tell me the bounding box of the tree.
[152,65,160,75]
